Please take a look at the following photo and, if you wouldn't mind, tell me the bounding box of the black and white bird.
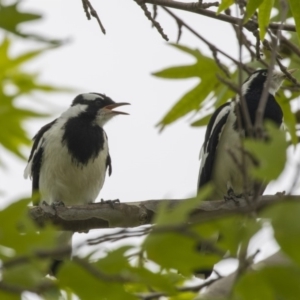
[198,69,289,200]
[24,92,129,274]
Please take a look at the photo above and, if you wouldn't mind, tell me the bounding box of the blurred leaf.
[154,185,212,226]
[96,246,178,294]
[271,0,293,22]
[258,0,274,40]
[288,0,300,44]
[279,95,298,145]
[153,44,229,129]
[244,123,287,181]
[95,246,133,274]
[0,37,71,161]
[0,199,57,256]
[234,265,300,300]
[59,260,136,300]
[244,0,264,22]
[143,231,220,276]
[3,263,52,290]
[0,3,62,44]
[0,3,41,33]
[217,0,234,14]
[193,216,261,255]
[191,114,213,127]
[0,291,19,300]
[262,202,300,266]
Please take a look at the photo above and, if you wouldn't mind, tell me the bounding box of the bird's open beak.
[104,102,130,115]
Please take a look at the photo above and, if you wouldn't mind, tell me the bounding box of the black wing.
[24,120,57,197]
[198,102,231,190]
[106,154,112,176]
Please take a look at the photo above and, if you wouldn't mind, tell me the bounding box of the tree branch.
[29,195,300,232]
[144,0,296,33]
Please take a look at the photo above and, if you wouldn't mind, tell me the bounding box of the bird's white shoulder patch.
[209,104,231,140]
[23,137,44,179]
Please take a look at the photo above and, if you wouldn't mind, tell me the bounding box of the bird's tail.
[49,231,73,276]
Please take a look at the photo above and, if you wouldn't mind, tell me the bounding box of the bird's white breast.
[212,104,251,198]
[39,119,109,205]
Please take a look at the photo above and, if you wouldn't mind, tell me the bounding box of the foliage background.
[1,0,300,299]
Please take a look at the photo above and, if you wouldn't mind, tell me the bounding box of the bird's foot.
[224,187,243,204]
[276,191,286,197]
[100,198,120,209]
[51,200,65,208]
[40,201,56,215]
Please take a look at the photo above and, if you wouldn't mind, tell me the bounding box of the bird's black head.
[70,93,130,126]
[242,69,287,96]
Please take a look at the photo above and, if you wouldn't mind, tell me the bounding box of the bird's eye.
[262,72,267,76]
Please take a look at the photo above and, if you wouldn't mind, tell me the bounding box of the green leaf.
[288,0,300,44]
[235,271,274,300]
[0,38,72,161]
[191,114,213,127]
[217,0,234,14]
[143,231,219,276]
[0,3,41,34]
[153,44,233,129]
[279,96,298,145]
[59,260,136,300]
[262,202,300,266]
[258,0,274,40]
[2,263,52,290]
[244,123,287,181]
[94,246,133,274]
[0,291,20,300]
[154,185,212,226]
[0,3,62,44]
[234,265,300,300]
[244,0,264,22]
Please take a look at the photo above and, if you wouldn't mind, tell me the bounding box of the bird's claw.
[100,198,120,209]
[51,200,65,208]
[40,201,56,215]
[224,187,242,204]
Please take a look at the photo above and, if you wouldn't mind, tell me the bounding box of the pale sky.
[1,0,299,286]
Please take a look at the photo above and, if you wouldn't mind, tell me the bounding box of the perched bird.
[196,69,290,279]
[24,92,129,274]
[198,69,289,200]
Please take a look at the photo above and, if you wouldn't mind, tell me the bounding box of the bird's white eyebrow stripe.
[241,72,260,95]
[81,93,104,100]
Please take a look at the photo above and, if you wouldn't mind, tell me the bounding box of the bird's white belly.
[212,113,252,198]
[39,129,108,205]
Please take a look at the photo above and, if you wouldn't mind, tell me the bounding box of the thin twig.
[225,8,256,62]
[254,0,289,134]
[88,227,152,245]
[162,7,252,74]
[216,74,239,93]
[276,57,300,86]
[135,0,169,41]
[253,30,262,61]
[280,34,300,58]
[176,20,183,43]
[152,4,157,22]
[81,0,106,34]
[236,6,253,205]
[144,0,296,33]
